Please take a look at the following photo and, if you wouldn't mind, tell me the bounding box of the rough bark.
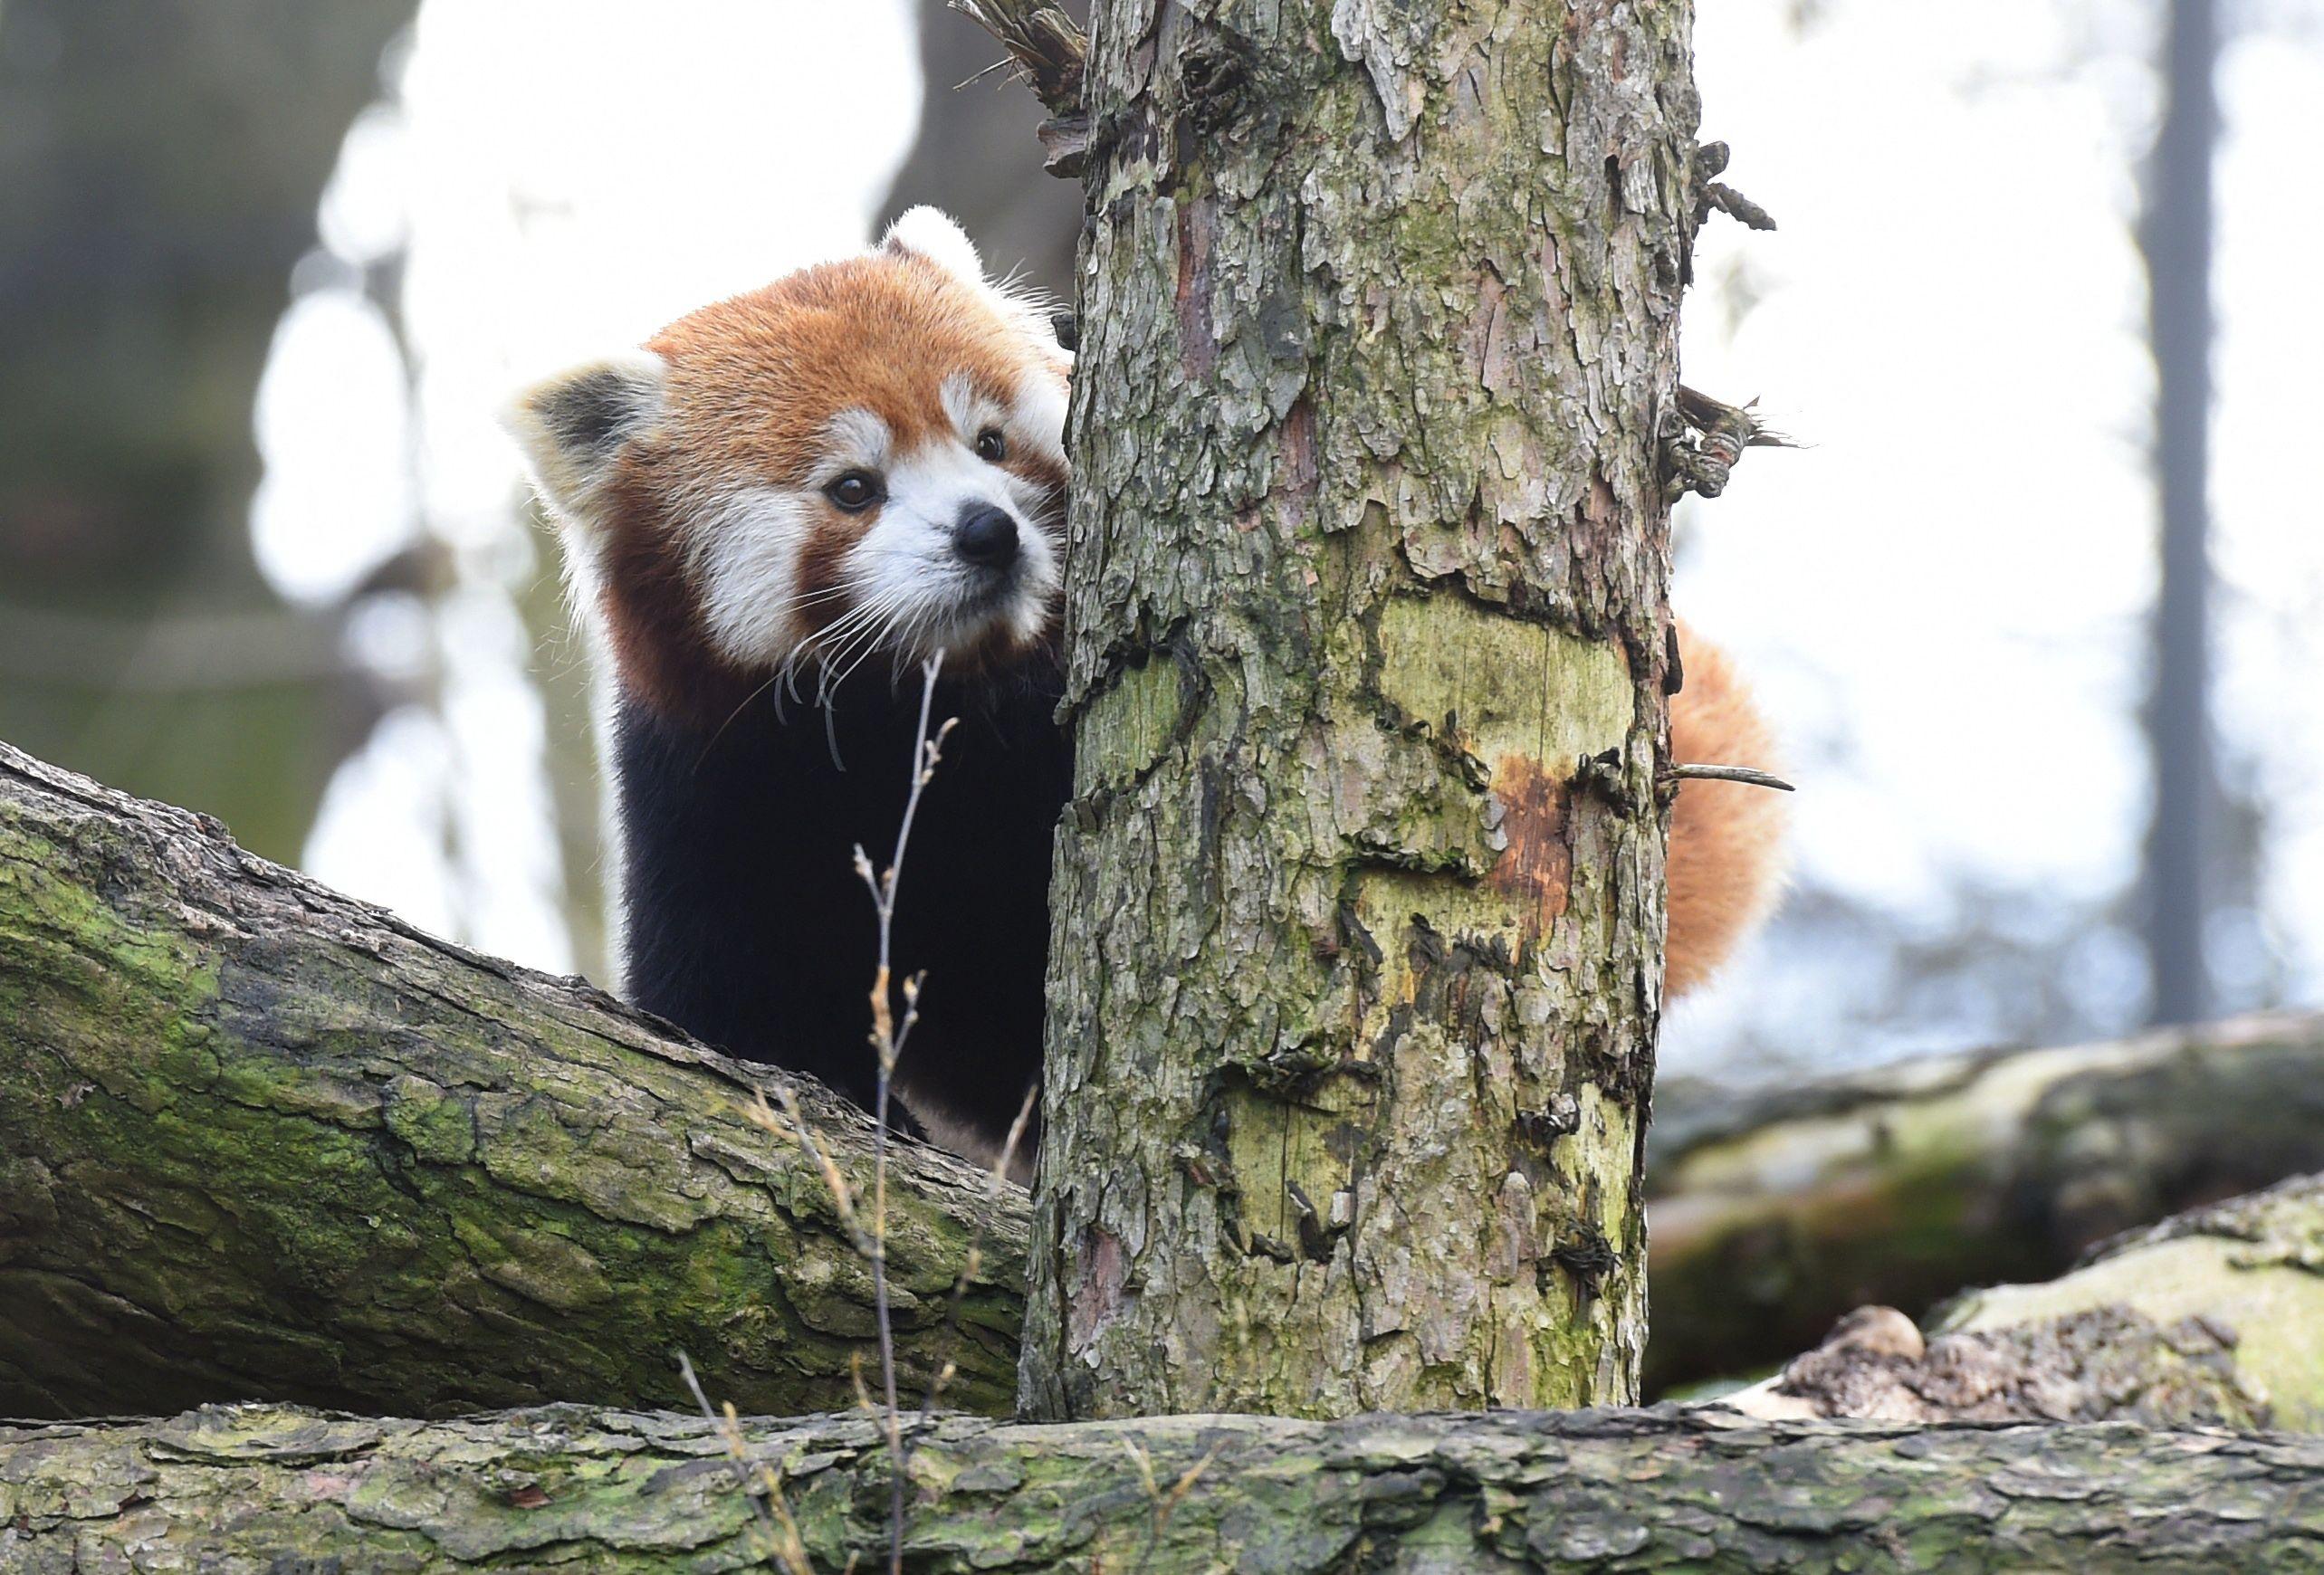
[7,1401,2324,1572]
[1725,1171,2324,1435]
[0,742,1024,1420]
[1648,1011,2324,1393]
[1024,0,1700,1419]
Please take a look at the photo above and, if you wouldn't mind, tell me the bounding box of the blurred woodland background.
[4,0,2319,1086]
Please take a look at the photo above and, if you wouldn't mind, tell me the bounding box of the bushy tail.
[1666,624,1787,998]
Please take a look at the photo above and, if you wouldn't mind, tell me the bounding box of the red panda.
[506,206,1783,1166]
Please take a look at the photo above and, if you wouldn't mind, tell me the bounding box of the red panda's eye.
[826,472,883,512]
[975,428,1007,463]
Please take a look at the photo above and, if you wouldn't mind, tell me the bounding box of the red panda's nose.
[954,506,1020,570]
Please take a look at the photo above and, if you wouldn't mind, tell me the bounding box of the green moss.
[2,768,1024,1419]
[382,1074,477,1163]
[1077,655,1185,793]
[1373,595,1631,772]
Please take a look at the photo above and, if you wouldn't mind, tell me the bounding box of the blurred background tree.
[878,0,1080,299]
[0,0,416,862]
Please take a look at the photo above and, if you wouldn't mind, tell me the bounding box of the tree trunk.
[0,742,1024,1420]
[2138,0,2220,1027]
[1023,0,1698,1420]
[1648,1010,2324,1393]
[8,1402,2324,1571]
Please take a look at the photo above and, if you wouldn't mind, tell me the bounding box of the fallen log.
[0,742,1024,1419]
[12,735,2324,1419]
[4,1400,2321,1571]
[1649,1011,2324,1391]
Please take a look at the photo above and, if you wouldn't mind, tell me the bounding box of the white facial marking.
[693,487,820,670]
[940,372,996,444]
[818,407,892,480]
[684,387,1057,677]
[691,408,896,671]
[1010,367,1068,468]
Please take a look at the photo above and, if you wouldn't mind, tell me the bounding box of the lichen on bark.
[10,1401,2324,1572]
[1023,0,1702,1418]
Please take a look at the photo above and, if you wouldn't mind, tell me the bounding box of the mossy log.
[1649,1012,2324,1393]
[0,742,1025,1420]
[6,1401,2324,1571]
[12,728,2324,1420]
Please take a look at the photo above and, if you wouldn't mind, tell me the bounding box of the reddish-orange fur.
[1667,623,1786,996]
[586,250,1068,726]
[645,253,1058,482]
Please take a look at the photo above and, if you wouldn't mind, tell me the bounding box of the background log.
[1722,1174,2324,1431]
[1648,1011,2324,1392]
[5,1401,2322,1571]
[0,742,1024,1420]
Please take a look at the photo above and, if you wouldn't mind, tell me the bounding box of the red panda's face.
[505,209,1071,724]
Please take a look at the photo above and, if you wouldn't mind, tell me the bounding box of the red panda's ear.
[502,350,666,534]
[882,205,987,288]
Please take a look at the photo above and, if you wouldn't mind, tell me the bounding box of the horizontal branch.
[5,1400,2322,1570]
[0,742,1024,1420]
[1649,1010,2324,1392]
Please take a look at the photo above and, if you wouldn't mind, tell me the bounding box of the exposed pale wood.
[1650,1012,2324,1392]
[1722,1172,2324,1433]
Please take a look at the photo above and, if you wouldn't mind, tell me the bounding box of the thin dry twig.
[1152,1446,1224,1540]
[946,0,1085,112]
[850,654,960,1575]
[916,1080,1040,1419]
[747,1086,867,1252]
[1661,762,1796,793]
[677,1351,815,1575]
[722,654,1024,1571]
[1121,1438,1227,1573]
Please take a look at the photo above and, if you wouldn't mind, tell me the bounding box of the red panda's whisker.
[827,603,914,696]
[810,593,914,709]
[700,590,909,765]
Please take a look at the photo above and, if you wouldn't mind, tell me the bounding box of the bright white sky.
[1669,0,2324,1072]
[249,0,2324,1076]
